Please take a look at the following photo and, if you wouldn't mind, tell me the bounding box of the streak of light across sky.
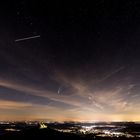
[15,35,41,42]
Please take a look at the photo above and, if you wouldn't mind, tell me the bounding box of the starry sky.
[0,0,140,121]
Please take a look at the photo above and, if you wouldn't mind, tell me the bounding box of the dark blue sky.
[0,0,140,121]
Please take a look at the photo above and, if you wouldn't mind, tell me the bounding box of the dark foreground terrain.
[1,127,140,140]
[1,127,87,140]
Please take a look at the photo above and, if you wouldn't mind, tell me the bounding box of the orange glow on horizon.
[0,113,140,122]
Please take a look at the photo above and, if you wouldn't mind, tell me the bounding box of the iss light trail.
[15,35,41,42]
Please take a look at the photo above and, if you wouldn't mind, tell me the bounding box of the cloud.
[0,81,77,110]
[0,100,32,110]
[0,62,140,121]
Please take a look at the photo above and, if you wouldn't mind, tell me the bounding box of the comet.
[15,35,40,42]
[58,87,61,94]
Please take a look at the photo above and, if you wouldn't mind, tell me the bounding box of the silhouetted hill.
[1,127,139,140]
[1,127,89,140]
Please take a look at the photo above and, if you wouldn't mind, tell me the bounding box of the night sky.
[0,1,140,121]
